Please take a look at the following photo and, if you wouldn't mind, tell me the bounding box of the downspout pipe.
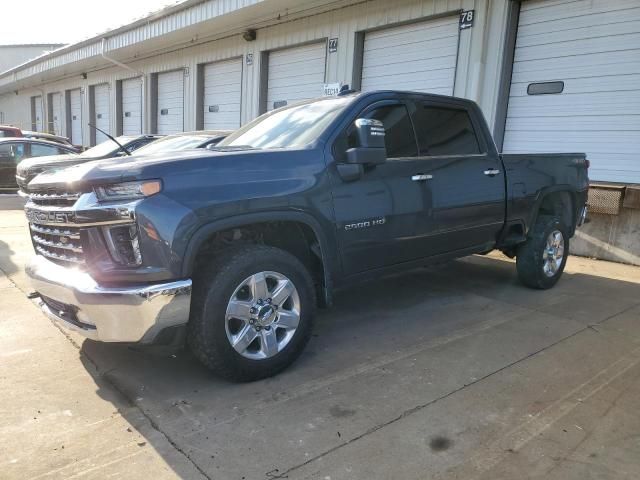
[101,38,147,134]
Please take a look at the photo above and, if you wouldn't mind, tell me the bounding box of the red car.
[0,125,23,138]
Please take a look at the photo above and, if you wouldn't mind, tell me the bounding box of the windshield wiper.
[87,123,132,156]
[207,145,259,152]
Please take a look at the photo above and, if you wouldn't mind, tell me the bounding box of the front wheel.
[516,216,569,289]
[188,245,316,382]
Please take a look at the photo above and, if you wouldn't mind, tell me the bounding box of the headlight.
[95,180,162,201]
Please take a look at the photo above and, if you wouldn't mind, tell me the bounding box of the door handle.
[411,174,433,181]
[483,169,500,177]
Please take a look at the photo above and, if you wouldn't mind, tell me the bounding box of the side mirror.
[345,118,386,165]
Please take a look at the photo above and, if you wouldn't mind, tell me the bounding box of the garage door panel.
[505,115,638,132]
[514,32,640,62]
[266,43,326,111]
[361,16,458,95]
[503,0,640,183]
[93,84,110,144]
[203,58,242,130]
[364,41,458,65]
[268,58,326,76]
[121,78,142,136]
[517,19,640,49]
[69,89,82,145]
[157,70,184,135]
[364,26,457,50]
[510,73,640,97]
[50,93,63,136]
[520,0,639,25]
[518,7,640,40]
[512,51,640,83]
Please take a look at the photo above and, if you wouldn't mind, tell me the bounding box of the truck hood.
[27,148,286,191]
[17,153,81,177]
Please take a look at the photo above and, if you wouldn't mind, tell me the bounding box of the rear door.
[409,99,505,253]
[332,100,439,275]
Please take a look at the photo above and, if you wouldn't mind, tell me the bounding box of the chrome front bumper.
[26,255,192,343]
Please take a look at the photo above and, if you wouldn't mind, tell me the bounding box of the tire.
[516,215,569,290]
[188,244,316,382]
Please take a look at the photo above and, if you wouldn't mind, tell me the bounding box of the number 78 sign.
[460,10,475,29]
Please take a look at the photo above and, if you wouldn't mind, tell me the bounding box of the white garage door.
[503,0,640,183]
[266,42,326,111]
[93,84,110,145]
[50,92,63,136]
[69,89,83,146]
[157,70,184,134]
[203,58,242,130]
[33,96,43,131]
[121,77,142,135]
[361,16,460,95]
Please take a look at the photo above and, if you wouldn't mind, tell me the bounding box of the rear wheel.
[516,215,569,289]
[188,245,315,382]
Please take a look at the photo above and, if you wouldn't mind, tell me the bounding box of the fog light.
[103,224,142,266]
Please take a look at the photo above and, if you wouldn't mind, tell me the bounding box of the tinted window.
[0,143,26,162]
[349,104,417,158]
[413,105,481,156]
[30,144,60,157]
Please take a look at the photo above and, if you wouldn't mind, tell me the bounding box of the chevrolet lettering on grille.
[26,209,75,224]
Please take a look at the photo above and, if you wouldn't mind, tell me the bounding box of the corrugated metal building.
[0,0,638,264]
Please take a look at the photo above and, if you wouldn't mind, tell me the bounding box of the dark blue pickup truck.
[24,90,588,381]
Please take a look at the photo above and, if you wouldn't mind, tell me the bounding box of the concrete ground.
[1,194,639,480]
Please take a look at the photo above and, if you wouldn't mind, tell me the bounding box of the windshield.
[80,136,136,158]
[218,96,354,149]
[134,135,208,155]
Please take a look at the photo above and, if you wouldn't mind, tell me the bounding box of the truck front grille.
[28,191,81,207]
[29,223,85,266]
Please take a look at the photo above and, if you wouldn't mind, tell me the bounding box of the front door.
[331,101,438,275]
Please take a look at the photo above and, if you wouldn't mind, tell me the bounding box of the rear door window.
[412,104,481,156]
[30,143,60,157]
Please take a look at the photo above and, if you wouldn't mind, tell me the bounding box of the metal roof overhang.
[0,0,359,94]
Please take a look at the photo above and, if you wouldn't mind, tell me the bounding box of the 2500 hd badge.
[344,217,386,231]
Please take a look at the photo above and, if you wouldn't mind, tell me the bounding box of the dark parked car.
[0,138,79,191]
[131,130,231,156]
[24,91,589,381]
[16,134,161,190]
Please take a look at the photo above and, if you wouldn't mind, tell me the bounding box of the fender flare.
[528,185,578,235]
[181,211,337,304]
